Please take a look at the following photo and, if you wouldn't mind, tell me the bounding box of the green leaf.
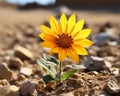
[43,54,58,65]
[62,69,77,81]
[42,75,54,83]
[37,59,57,80]
[38,58,57,74]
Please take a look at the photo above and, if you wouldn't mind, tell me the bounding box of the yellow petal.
[60,13,67,33]
[67,14,76,33]
[58,48,67,61]
[74,29,92,40]
[39,33,55,41]
[49,47,59,54]
[41,41,56,48]
[74,39,93,47]
[71,19,84,36]
[50,16,59,33]
[40,25,56,36]
[39,33,44,39]
[67,48,79,62]
[73,45,88,55]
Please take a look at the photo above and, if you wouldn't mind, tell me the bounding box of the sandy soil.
[0,7,120,25]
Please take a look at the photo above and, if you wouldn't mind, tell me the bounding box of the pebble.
[84,56,112,71]
[20,67,32,76]
[92,71,99,75]
[18,74,26,81]
[60,92,74,96]
[19,80,38,96]
[92,32,110,45]
[67,78,83,88]
[14,46,33,60]
[112,61,120,68]
[112,68,119,75]
[56,5,72,19]
[46,80,56,89]
[105,80,120,94]
[0,63,12,81]
[9,57,23,69]
[0,85,19,96]
[104,56,116,62]
[71,73,80,79]
[92,28,119,46]
[37,80,46,92]
[0,79,9,86]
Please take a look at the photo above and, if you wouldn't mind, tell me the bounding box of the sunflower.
[39,13,93,62]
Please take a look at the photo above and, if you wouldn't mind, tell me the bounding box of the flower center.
[56,33,73,48]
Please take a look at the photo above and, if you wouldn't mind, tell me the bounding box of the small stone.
[9,57,23,69]
[46,80,56,89]
[0,63,12,81]
[107,41,118,46]
[92,28,119,46]
[12,70,19,80]
[106,28,119,40]
[84,56,112,71]
[103,61,112,71]
[0,79,9,86]
[19,80,38,96]
[18,74,26,81]
[112,68,119,75]
[56,5,72,19]
[112,61,120,68]
[60,92,74,96]
[71,73,80,79]
[105,80,120,94]
[0,85,19,96]
[92,71,99,75]
[89,46,100,56]
[20,67,32,76]
[104,56,116,62]
[92,32,110,45]
[37,80,46,92]
[98,91,108,96]
[14,46,33,60]
[67,78,83,88]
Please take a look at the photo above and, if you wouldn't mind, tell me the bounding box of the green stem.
[58,61,62,83]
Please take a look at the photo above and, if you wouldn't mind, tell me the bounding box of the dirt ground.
[0,4,120,96]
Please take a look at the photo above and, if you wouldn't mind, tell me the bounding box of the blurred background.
[0,0,120,53]
[0,0,120,25]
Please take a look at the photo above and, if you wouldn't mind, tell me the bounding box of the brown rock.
[71,73,80,79]
[60,92,74,96]
[37,80,46,92]
[9,57,23,69]
[67,78,83,88]
[105,80,120,94]
[20,67,32,76]
[18,74,26,81]
[46,80,56,89]
[19,80,38,96]
[0,63,12,81]
[0,85,19,96]
[112,61,120,68]
[112,68,119,76]
[56,6,72,19]
[14,46,33,60]
[0,79,9,86]
[84,56,112,71]
[92,71,99,75]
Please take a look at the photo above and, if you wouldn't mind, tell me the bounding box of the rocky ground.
[0,4,120,96]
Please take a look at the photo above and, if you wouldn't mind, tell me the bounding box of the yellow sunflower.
[39,13,93,62]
